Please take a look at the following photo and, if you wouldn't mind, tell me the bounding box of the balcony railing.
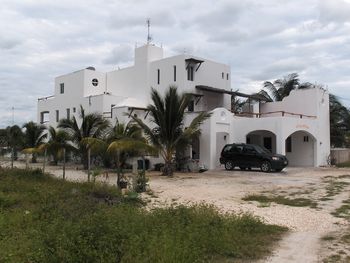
[233,111,316,119]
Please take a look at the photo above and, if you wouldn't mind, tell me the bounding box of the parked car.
[220,143,288,172]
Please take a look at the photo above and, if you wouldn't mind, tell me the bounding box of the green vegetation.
[243,194,317,208]
[0,168,287,262]
[324,179,350,198]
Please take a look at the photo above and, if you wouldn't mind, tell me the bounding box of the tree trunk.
[87,147,91,182]
[63,148,66,180]
[162,151,174,177]
[43,148,47,173]
[32,153,37,163]
[25,153,29,169]
[11,147,14,169]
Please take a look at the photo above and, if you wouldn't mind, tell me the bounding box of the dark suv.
[220,143,288,172]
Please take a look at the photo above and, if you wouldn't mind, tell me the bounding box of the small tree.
[58,106,109,169]
[23,122,47,163]
[106,121,151,188]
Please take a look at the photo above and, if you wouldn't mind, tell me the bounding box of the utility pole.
[10,107,14,169]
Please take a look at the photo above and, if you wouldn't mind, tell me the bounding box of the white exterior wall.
[37,43,330,170]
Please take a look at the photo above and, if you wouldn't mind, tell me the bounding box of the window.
[73,107,76,113]
[286,136,292,152]
[243,145,257,154]
[56,110,59,122]
[66,108,70,119]
[188,100,194,112]
[303,136,309,142]
[173,65,176,82]
[92,78,98,86]
[187,66,194,81]
[157,69,160,84]
[222,72,224,79]
[60,83,64,94]
[227,73,229,80]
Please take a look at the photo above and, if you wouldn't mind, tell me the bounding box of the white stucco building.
[38,43,330,170]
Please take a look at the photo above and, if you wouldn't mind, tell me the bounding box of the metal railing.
[233,110,317,119]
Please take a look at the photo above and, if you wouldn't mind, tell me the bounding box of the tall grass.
[0,168,287,262]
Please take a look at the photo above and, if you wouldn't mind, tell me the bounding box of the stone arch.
[246,130,277,153]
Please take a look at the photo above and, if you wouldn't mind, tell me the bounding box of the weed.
[243,194,317,208]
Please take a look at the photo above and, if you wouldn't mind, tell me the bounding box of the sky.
[1,0,350,128]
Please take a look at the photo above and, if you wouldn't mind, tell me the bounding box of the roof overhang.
[185,58,204,71]
[195,85,269,101]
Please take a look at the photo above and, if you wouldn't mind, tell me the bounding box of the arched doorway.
[246,130,277,153]
[285,130,316,166]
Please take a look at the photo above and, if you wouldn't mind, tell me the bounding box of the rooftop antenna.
[146,18,152,44]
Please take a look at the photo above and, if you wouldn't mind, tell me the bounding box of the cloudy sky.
[1,0,350,127]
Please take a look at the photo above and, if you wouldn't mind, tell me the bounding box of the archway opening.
[285,130,316,167]
[246,130,277,153]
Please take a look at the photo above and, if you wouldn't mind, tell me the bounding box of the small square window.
[227,73,229,80]
[303,136,309,142]
[222,72,224,79]
[73,107,76,113]
[60,83,64,94]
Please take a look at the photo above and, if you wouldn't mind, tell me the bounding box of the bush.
[134,170,148,193]
[0,168,287,262]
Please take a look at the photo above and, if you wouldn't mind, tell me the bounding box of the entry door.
[263,137,272,152]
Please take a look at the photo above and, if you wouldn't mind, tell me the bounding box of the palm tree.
[23,122,47,163]
[106,121,151,187]
[329,94,350,147]
[58,106,109,169]
[46,127,71,165]
[0,125,24,167]
[257,73,300,102]
[131,86,211,176]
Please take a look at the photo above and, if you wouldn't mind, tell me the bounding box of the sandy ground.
[4,160,350,262]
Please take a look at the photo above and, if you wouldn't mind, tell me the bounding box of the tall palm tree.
[257,73,300,102]
[131,86,211,176]
[58,106,109,169]
[23,122,47,163]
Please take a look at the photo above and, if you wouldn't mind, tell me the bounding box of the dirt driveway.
[145,167,350,262]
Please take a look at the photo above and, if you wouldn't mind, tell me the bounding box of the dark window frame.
[173,65,176,82]
[60,83,64,94]
[187,66,194,81]
[157,69,160,84]
[66,108,70,119]
[56,110,59,122]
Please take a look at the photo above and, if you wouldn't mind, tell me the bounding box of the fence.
[330,148,350,164]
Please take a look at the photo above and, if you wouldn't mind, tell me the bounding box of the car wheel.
[225,161,234,170]
[261,161,271,173]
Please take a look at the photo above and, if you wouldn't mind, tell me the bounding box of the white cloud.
[1,0,350,127]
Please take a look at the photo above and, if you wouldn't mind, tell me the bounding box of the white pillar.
[276,135,286,155]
